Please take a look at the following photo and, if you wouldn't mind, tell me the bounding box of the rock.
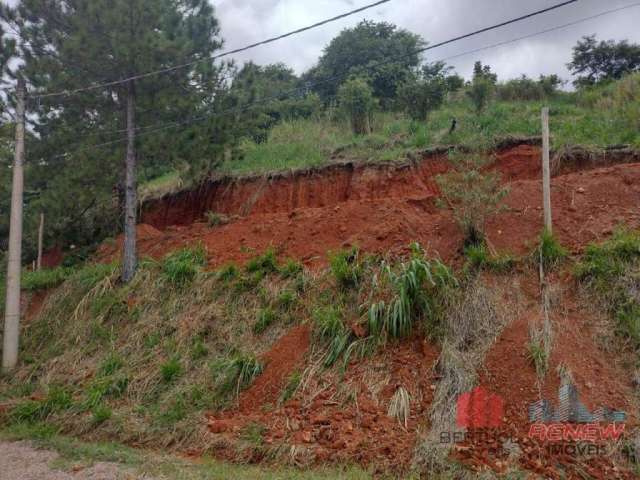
[576,187,586,194]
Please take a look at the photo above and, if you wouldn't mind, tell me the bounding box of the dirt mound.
[207,337,440,472]
[239,324,311,412]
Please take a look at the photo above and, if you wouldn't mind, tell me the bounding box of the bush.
[162,246,206,286]
[338,76,376,135]
[329,247,362,290]
[398,74,447,121]
[436,153,508,247]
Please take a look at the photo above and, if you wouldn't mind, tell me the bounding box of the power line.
[30,0,392,100]
[49,0,584,159]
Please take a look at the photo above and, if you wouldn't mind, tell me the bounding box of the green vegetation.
[338,77,377,135]
[162,246,207,286]
[22,266,73,291]
[528,338,549,376]
[537,229,568,270]
[575,229,640,347]
[463,244,516,273]
[329,247,362,290]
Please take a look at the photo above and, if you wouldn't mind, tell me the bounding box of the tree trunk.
[37,213,44,271]
[122,79,137,283]
[2,77,26,372]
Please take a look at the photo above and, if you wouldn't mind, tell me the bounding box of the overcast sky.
[211,0,640,81]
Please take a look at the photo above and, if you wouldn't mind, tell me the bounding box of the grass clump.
[220,353,263,396]
[464,243,516,273]
[279,371,302,404]
[245,248,279,275]
[22,267,72,291]
[537,229,568,270]
[160,357,182,383]
[10,386,73,424]
[313,306,352,368]
[162,246,206,286]
[367,244,457,340]
[253,308,276,334]
[528,338,549,376]
[329,247,362,290]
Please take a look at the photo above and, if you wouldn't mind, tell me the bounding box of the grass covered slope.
[210,74,640,177]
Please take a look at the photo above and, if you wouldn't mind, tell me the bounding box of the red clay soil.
[23,290,49,323]
[453,276,638,479]
[207,337,441,473]
[238,324,311,413]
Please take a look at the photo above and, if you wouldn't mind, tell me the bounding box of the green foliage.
[22,267,72,291]
[98,354,123,377]
[307,20,424,103]
[367,244,457,339]
[464,244,515,273]
[91,405,112,425]
[398,65,448,121]
[528,339,548,376]
[245,248,279,275]
[205,211,229,227]
[569,35,640,87]
[191,339,209,361]
[338,77,377,135]
[160,357,182,383]
[253,308,276,334]
[436,153,508,247]
[313,306,351,367]
[217,263,239,283]
[162,247,206,287]
[279,371,302,404]
[537,230,568,270]
[496,74,563,101]
[220,353,263,394]
[280,259,303,279]
[329,247,362,290]
[467,76,494,113]
[10,386,73,424]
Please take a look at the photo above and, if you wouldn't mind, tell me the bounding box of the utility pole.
[541,107,552,233]
[3,77,26,373]
[37,213,44,271]
[122,79,137,283]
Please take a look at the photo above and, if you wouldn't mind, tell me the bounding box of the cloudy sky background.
[211,0,640,82]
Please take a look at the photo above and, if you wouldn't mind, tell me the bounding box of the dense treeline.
[0,0,639,264]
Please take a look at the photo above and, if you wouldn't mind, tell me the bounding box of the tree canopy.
[568,35,640,87]
[304,20,425,106]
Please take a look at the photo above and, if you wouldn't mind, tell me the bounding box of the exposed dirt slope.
[98,145,640,269]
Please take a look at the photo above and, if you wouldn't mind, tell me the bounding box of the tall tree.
[304,20,424,106]
[568,35,640,87]
[4,0,228,279]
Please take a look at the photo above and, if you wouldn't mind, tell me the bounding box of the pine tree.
[4,0,228,280]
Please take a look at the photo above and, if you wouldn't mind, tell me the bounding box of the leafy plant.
[528,338,548,376]
[221,353,263,396]
[313,306,352,367]
[537,229,568,270]
[338,76,377,135]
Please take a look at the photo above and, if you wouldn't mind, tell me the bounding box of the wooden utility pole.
[3,77,26,373]
[37,213,44,271]
[541,107,552,233]
[122,79,137,283]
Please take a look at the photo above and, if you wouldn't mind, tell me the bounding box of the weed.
[22,267,72,291]
[254,308,276,334]
[575,229,640,280]
[239,422,267,447]
[191,339,209,361]
[279,371,301,404]
[528,338,549,376]
[160,357,182,383]
[91,405,112,425]
[98,353,123,377]
[162,246,206,287]
[313,306,352,367]
[205,211,229,227]
[436,153,508,247]
[280,259,303,279]
[245,248,279,275]
[329,247,362,290]
[537,229,568,270]
[220,353,263,397]
[217,263,239,283]
[388,386,411,429]
[275,290,297,310]
[464,243,516,273]
[10,386,73,424]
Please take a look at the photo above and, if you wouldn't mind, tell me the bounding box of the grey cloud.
[211,0,640,81]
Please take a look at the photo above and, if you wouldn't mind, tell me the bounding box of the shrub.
[162,246,206,286]
[338,76,376,135]
[436,153,508,247]
[398,74,447,121]
[160,356,182,383]
[329,247,362,290]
